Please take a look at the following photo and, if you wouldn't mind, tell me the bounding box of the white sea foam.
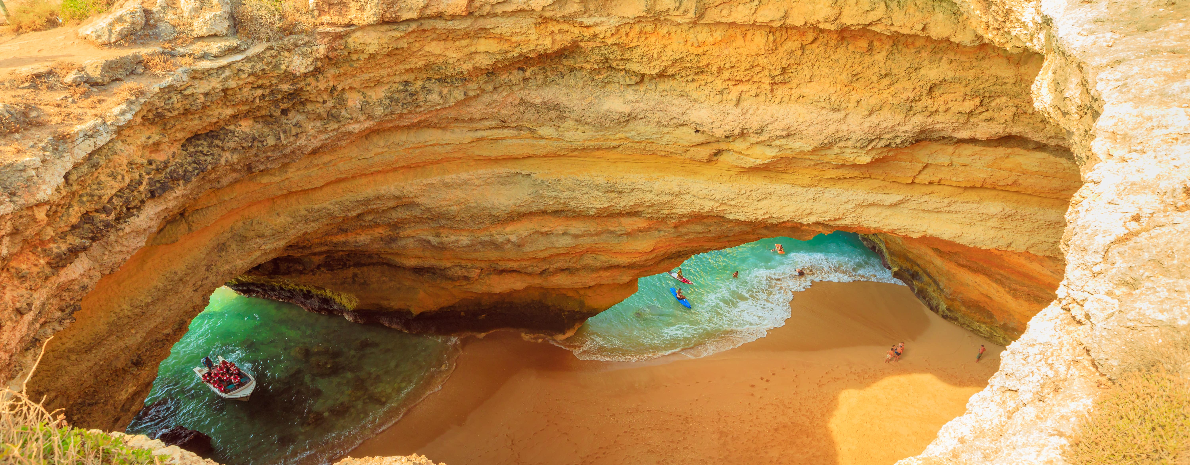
[554,235,903,362]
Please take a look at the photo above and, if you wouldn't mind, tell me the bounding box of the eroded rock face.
[897,0,1190,463]
[78,2,146,45]
[1,0,1183,462]
[5,0,1074,431]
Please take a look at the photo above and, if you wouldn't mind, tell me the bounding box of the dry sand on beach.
[348,281,1004,465]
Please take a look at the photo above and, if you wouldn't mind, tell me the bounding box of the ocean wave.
[554,233,903,362]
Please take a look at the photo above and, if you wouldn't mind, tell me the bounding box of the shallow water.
[555,232,902,361]
[126,288,457,465]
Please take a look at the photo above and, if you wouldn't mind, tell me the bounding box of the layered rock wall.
[1,1,1158,462]
[861,233,1065,345]
[898,0,1190,463]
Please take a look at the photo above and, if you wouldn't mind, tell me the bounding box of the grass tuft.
[59,0,107,22]
[1,338,169,464]
[7,0,60,33]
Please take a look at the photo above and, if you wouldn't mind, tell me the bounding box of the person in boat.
[202,356,215,370]
[675,287,688,301]
[676,268,686,281]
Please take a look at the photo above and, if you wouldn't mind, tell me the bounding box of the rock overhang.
[7,0,1183,463]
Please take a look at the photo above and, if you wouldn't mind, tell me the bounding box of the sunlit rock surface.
[0,0,1185,462]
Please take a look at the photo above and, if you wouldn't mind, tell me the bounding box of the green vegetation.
[4,0,110,33]
[1,340,169,464]
[59,0,106,22]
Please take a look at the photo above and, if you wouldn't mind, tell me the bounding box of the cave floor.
[348,281,1003,465]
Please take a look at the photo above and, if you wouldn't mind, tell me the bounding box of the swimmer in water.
[732,271,738,278]
[771,243,785,254]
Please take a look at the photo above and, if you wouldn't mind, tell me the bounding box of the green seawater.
[556,232,901,361]
[129,232,897,464]
[126,288,457,465]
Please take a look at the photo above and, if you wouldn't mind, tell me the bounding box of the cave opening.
[127,231,1007,465]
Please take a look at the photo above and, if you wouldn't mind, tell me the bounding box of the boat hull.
[193,356,256,400]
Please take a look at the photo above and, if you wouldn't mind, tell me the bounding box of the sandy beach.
[347,281,1003,465]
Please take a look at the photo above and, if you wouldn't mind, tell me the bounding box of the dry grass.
[112,82,146,100]
[0,338,168,464]
[4,0,109,33]
[233,0,314,42]
[1067,368,1190,464]
[67,83,90,99]
[7,0,60,33]
[1068,330,1190,465]
[141,53,175,76]
[141,52,195,76]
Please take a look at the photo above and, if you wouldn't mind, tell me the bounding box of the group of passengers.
[200,356,248,393]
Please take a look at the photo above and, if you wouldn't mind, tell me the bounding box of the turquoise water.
[128,232,896,464]
[126,288,457,465]
[555,232,902,361]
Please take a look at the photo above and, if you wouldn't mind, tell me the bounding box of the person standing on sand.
[977,345,986,362]
[894,342,904,361]
[885,346,897,363]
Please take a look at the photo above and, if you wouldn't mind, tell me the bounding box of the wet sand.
[347,281,1004,465]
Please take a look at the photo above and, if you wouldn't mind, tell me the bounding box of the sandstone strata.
[0,0,1183,463]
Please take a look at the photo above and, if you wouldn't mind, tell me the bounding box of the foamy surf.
[554,232,903,362]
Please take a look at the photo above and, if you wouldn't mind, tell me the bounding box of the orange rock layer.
[0,4,1079,433]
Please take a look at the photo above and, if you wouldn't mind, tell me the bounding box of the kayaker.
[675,288,688,301]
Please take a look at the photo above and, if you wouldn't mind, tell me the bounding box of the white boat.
[193,356,255,401]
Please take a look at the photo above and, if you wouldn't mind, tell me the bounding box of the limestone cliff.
[896,0,1190,463]
[0,0,1182,462]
